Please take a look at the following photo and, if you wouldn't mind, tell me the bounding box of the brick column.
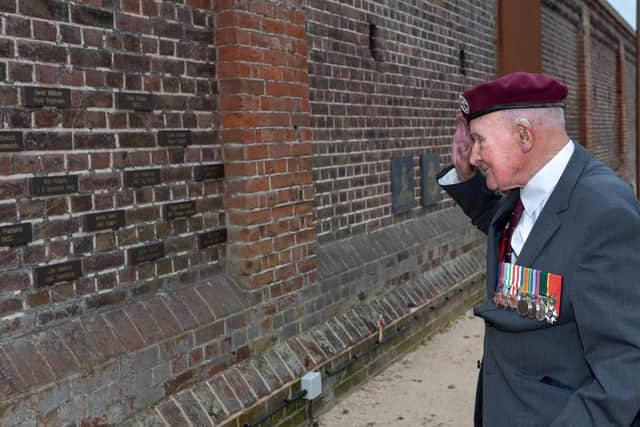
[578,6,593,148]
[214,0,317,292]
[617,39,627,172]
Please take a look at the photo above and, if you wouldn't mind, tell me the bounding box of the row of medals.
[493,292,558,323]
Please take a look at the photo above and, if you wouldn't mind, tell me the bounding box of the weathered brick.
[210,375,242,414]
[19,0,69,20]
[104,309,146,352]
[4,339,55,388]
[71,4,114,28]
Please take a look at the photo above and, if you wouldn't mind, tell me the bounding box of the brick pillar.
[214,0,317,292]
[578,7,593,149]
[617,39,627,173]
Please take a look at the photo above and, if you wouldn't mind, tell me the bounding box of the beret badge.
[458,94,470,114]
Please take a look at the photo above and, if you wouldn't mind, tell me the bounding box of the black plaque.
[128,242,165,265]
[123,169,161,188]
[24,86,71,108]
[84,210,125,232]
[116,92,154,112]
[31,175,79,196]
[198,228,227,249]
[391,156,417,213]
[0,132,23,152]
[194,164,225,181]
[158,130,192,147]
[421,153,442,206]
[34,259,82,288]
[163,201,196,220]
[0,223,32,247]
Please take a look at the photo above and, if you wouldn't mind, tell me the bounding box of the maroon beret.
[458,72,568,121]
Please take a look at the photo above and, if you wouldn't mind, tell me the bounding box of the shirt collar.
[520,140,574,216]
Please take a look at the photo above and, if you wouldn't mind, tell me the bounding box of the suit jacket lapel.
[517,144,590,266]
[486,190,521,295]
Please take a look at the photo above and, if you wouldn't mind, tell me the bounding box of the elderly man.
[438,72,640,426]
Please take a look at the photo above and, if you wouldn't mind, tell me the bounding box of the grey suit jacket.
[439,144,640,426]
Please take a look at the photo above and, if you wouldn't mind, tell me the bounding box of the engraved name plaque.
[31,175,79,196]
[24,87,71,108]
[163,201,196,220]
[123,169,161,188]
[158,130,192,147]
[128,242,165,265]
[193,164,225,181]
[198,228,227,249]
[34,259,82,288]
[0,132,23,152]
[116,92,154,112]
[84,210,125,232]
[0,223,32,247]
[420,153,442,206]
[391,156,417,214]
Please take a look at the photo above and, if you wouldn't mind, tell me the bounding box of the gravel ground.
[318,310,484,427]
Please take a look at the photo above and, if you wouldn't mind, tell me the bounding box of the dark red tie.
[500,197,524,262]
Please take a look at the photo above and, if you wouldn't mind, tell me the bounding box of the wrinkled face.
[469,112,523,191]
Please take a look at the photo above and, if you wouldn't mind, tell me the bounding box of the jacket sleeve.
[550,198,640,426]
[437,165,501,235]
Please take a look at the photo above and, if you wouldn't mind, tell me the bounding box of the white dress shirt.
[438,140,575,260]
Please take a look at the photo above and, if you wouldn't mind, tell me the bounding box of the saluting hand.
[452,110,476,181]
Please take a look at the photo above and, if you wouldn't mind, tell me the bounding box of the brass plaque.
[34,259,82,288]
[24,86,71,108]
[123,169,161,188]
[198,228,227,249]
[0,132,23,152]
[193,164,224,181]
[158,130,192,147]
[84,210,125,232]
[163,201,196,220]
[116,92,154,112]
[420,154,442,206]
[0,223,32,247]
[31,175,79,196]
[128,242,165,265]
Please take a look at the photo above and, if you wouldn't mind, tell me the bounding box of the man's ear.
[515,117,534,153]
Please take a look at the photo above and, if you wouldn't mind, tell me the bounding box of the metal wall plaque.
[84,210,125,232]
[163,201,196,220]
[31,175,79,196]
[34,259,82,288]
[198,228,227,249]
[421,153,442,206]
[158,130,192,147]
[24,86,71,108]
[0,223,32,247]
[116,92,154,112]
[193,164,224,181]
[0,132,23,152]
[123,169,161,188]
[128,242,165,265]
[391,156,417,213]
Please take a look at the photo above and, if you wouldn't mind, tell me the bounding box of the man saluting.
[438,72,640,426]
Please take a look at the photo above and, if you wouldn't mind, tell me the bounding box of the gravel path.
[318,310,484,427]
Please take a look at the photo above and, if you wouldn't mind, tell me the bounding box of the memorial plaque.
[128,242,165,265]
[0,132,23,152]
[34,259,82,288]
[158,130,192,147]
[31,175,79,196]
[420,154,442,206]
[193,164,225,181]
[198,228,227,249]
[84,210,125,232]
[123,169,161,188]
[116,92,154,112]
[0,223,32,247]
[163,201,196,220]
[24,86,71,108]
[391,156,417,213]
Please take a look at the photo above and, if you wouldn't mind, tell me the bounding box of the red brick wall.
[0,1,219,337]
[307,0,497,244]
